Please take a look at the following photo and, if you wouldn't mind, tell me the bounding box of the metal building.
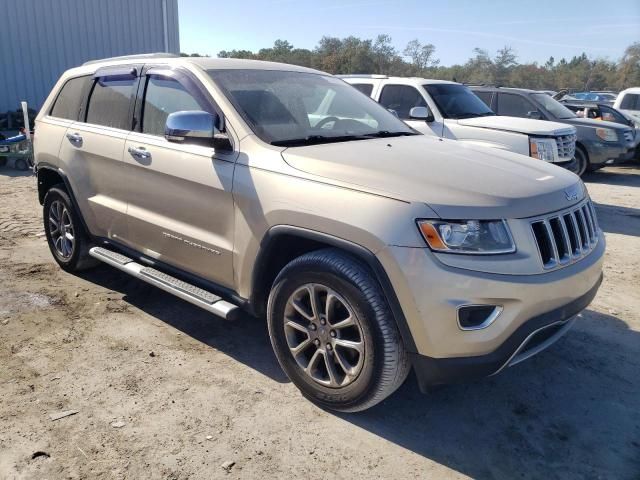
[0,0,180,114]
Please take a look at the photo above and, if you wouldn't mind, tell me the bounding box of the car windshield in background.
[531,93,576,119]
[423,84,495,119]
[208,69,417,146]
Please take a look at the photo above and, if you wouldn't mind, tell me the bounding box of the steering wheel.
[315,116,340,129]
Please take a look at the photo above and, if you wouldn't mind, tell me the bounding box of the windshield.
[531,93,576,119]
[208,69,416,146]
[423,84,495,119]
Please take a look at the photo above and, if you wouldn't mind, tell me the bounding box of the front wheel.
[267,249,410,412]
[574,148,589,177]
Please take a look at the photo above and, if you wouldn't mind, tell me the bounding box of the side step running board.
[89,246,239,320]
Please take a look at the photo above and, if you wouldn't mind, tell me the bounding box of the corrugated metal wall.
[0,0,180,113]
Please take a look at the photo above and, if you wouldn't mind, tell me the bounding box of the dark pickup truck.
[472,86,636,176]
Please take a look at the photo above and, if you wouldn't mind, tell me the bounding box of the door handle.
[66,132,83,146]
[128,146,151,161]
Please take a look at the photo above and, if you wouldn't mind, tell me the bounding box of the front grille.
[555,133,577,160]
[623,130,634,142]
[530,200,599,270]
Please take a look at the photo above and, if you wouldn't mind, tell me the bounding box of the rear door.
[122,66,236,287]
[34,75,92,176]
[57,66,141,240]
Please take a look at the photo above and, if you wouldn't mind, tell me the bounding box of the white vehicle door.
[377,84,443,137]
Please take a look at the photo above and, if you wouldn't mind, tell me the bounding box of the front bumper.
[586,141,631,166]
[377,230,604,388]
[409,276,600,390]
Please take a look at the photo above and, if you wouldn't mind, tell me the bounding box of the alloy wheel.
[48,200,75,259]
[284,283,365,388]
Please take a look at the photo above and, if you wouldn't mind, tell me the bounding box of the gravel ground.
[0,166,639,480]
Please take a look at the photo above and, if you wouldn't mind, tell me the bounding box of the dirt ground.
[0,165,639,480]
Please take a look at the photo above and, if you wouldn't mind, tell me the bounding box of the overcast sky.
[179,0,640,65]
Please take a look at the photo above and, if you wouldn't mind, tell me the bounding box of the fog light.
[457,305,503,330]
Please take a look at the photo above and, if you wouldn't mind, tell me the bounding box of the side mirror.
[165,110,232,150]
[409,106,434,122]
[527,110,542,120]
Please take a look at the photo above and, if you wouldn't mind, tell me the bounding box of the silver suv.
[34,55,604,411]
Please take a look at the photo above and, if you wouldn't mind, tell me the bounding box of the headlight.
[595,128,617,142]
[529,137,556,162]
[417,219,516,254]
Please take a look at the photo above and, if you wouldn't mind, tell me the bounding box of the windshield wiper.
[271,130,418,147]
[452,112,495,119]
[271,134,368,147]
[362,130,418,138]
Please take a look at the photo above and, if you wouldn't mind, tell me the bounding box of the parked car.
[472,86,636,176]
[34,55,604,412]
[570,92,617,104]
[614,87,640,123]
[340,76,577,171]
[562,102,640,160]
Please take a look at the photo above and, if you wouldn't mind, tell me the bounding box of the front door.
[122,67,237,288]
[377,84,443,137]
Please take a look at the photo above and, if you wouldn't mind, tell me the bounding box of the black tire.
[43,186,98,272]
[14,157,29,171]
[267,248,410,412]
[0,157,6,167]
[574,147,589,177]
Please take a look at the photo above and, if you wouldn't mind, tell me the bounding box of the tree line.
[182,35,640,92]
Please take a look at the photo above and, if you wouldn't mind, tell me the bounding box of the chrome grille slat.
[531,199,599,270]
[582,205,595,241]
[543,220,560,265]
[555,133,577,160]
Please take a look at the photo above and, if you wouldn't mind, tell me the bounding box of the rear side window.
[620,93,640,110]
[50,76,92,120]
[496,93,533,118]
[379,85,426,119]
[86,75,136,130]
[352,83,374,96]
[142,76,204,136]
[474,91,493,108]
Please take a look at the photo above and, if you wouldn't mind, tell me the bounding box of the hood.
[282,135,584,219]
[556,116,631,131]
[456,115,574,136]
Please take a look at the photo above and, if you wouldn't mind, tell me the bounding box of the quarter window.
[50,76,92,120]
[496,93,534,118]
[620,93,640,110]
[142,75,204,136]
[351,83,374,96]
[86,75,136,130]
[378,85,426,119]
[474,91,493,108]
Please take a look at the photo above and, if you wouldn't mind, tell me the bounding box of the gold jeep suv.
[34,54,604,411]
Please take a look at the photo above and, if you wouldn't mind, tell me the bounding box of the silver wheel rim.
[284,283,365,388]
[49,200,75,259]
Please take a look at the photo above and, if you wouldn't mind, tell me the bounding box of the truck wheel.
[574,147,589,177]
[43,186,98,272]
[267,249,410,412]
[14,157,29,171]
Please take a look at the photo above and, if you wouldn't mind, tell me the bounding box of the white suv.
[342,75,577,170]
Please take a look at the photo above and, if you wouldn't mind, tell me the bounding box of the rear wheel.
[43,186,98,272]
[267,249,410,412]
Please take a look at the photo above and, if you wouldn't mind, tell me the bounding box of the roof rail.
[336,74,388,79]
[83,52,180,66]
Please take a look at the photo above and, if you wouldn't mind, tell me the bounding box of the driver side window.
[379,85,426,119]
[141,75,204,136]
